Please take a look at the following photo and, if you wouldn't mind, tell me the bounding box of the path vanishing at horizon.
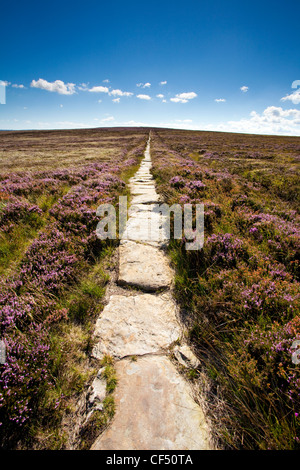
[90,134,213,450]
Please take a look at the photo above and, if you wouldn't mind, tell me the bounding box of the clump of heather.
[170,176,186,188]
[186,180,206,194]
[205,233,247,268]
[19,226,83,294]
[0,324,51,428]
[0,198,43,232]
[245,316,300,406]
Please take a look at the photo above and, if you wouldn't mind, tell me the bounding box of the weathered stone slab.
[91,355,211,450]
[130,193,161,205]
[92,293,181,360]
[139,164,152,170]
[134,174,152,179]
[129,174,154,181]
[118,241,173,291]
[129,178,154,184]
[135,170,152,175]
[130,186,158,196]
[121,212,168,243]
[129,203,158,214]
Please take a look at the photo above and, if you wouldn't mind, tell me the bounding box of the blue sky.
[1,0,300,135]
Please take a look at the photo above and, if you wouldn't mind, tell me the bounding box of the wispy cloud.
[103,79,110,83]
[112,98,120,103]
[31,79,76,95]
[53,121,90,128]
[215,98,226,102]
[12,84,25,89]
[156,94,164,99]
[240,86,249,93]
[101,116,115,122]
[109,89,133,97]
[170,92,197,103]
[136,82,151,88]
[89,85,109,93]
[136,94,151,100]
[160,81,167,85]
[281,89,300,105]
[78,83,89,91]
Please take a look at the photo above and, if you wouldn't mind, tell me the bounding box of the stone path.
[90,136,212,450]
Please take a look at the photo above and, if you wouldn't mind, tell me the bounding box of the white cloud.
[162,120,195,129]
[281,89,300,105]
[112,98,120,103]
[103,79,110,83]
[12,84,25,88]
[137,82,151,88]
[89,85,109,93]
[240,86,249,93]
[54,121,90,128]
[0,80,11,87]
[156,94,164,99]
[215,98,226,102]
[31,79,76,95]
[122,119,149,126]
[171,97,188,103]
[204,106,300,136]
[101,116,114,122]
[78,83,89,91]
[109,89,133,97]
[160,81,167,85]
[136,94,151,100]
[98,99,102,103]
[170,91,197,103]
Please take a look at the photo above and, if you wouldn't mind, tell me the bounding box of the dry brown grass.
[0,127,148,173]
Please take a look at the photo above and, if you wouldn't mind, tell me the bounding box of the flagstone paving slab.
[118,240,173,291]
[92,293,181,360]
[91,355,211,450]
